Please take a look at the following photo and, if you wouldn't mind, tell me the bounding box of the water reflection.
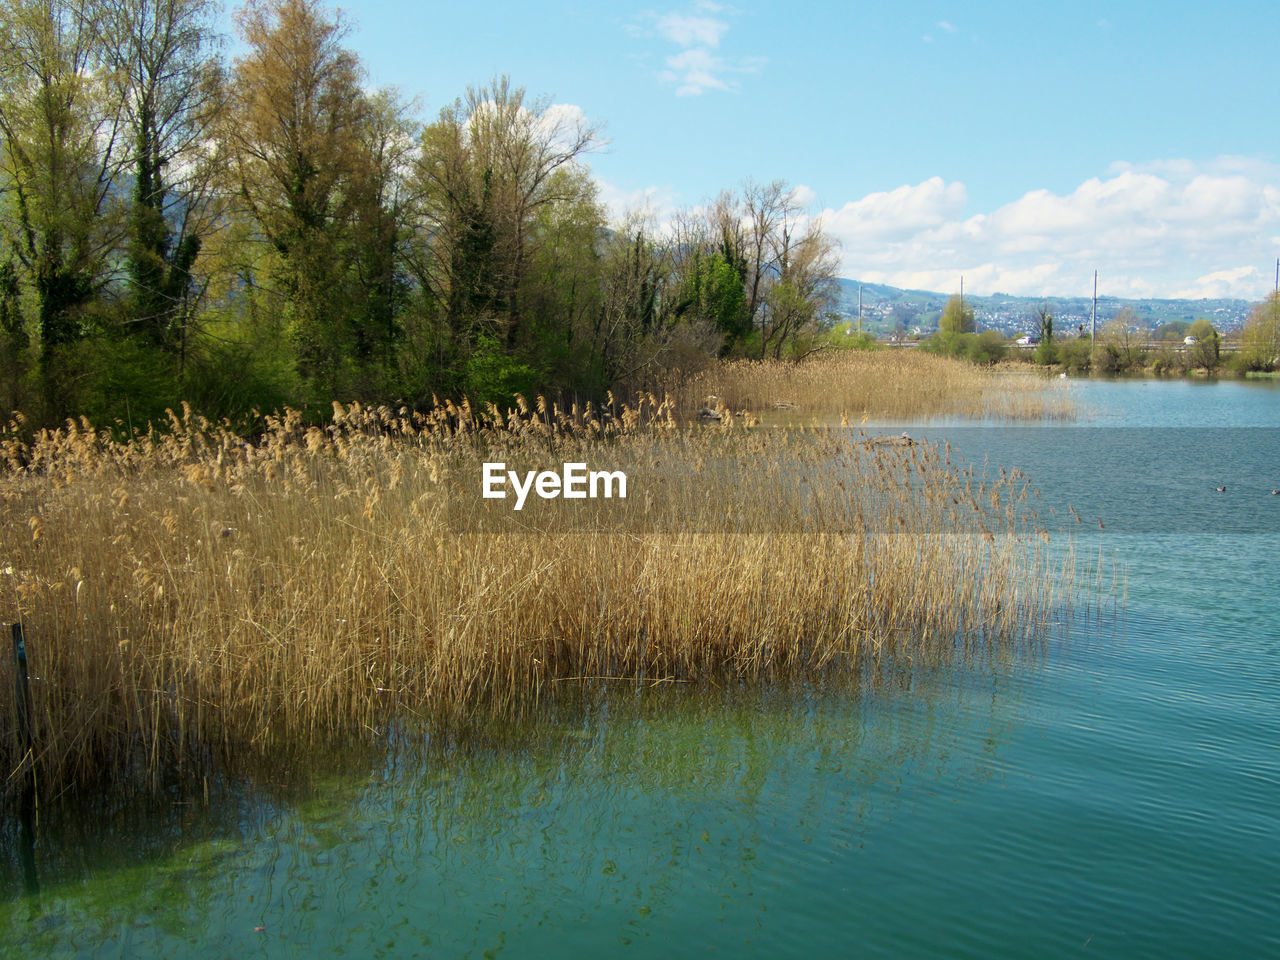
[0,660,1032,956]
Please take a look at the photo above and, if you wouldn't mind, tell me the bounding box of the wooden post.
[12,622,38,896]
[13,622,32,756]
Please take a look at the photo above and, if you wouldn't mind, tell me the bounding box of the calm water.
[3,379,1279,958]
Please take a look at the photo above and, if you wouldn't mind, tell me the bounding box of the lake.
[3,377,1278,958]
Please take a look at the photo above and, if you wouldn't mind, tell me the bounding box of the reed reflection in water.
[0,658,1031,957]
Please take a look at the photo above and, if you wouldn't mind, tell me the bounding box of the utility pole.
[1091,271,1098,341]
[858,284,863,334]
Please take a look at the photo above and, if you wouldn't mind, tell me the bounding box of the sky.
[237,1,1280,300]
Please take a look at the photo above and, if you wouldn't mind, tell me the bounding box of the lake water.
[3,378,1279,958]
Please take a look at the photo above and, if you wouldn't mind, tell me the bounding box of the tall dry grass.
[1,394,1074,803]
[676,351,1075,421]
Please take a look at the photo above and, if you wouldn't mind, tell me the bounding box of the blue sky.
[252,1,1280,300]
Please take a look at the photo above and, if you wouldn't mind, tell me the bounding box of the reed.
[1,392,1076,802]
[676,351,1075,421]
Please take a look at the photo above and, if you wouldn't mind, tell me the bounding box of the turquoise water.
[3,379,1279,958]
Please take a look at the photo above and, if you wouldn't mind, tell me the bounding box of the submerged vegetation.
[0,364,1078,804]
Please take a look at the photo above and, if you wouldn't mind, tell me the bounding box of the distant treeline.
[0,0,841,429]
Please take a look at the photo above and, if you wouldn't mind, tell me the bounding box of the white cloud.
[657,13,728,47]
[595,177,681,225]
[824,159,1280,299]
[826,177,968,242]
[938,20,958,33]
[788,183,817,208]
[1173,266,1263,300]
[635,4,763,96]
[661,48,734,96]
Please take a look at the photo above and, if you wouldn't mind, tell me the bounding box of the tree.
[1154,320,1191,341]
[592,216,716,391]
[1032,306,1057,365]
[1241,292,1280,370]
[340,87,418,390]
[758,222,839,360]
[966,330,1006,365]
[0,256,29,411]
[107,0,223,356]
[220,0,371,395]
[1186,317,1215,341]
[0,0,127,408]
[938,294,975,334]
[1097,307,1145,372]
[701,180,838,359]
[1186,318,1220,373]
[410,76,600,358]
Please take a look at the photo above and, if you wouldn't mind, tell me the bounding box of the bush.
[1150,346,1185,376]
[1058,339,1093,375]
[966,330,1007,365]
[186,337,301,427]
[828,328,882,351]
[919,331,968,359]
[465,335,540,410]
[1032,340,1059,366]
[1093,344,1122,374]
[919,330,1007,366]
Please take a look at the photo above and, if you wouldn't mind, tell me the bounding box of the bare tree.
[410,76,600,349]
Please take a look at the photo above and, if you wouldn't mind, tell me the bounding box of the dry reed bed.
[1,397,1072,801]
[677,351,1075,421]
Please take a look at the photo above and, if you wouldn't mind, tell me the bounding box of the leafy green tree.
[690,252,748,345]
[465,335,537,410]
[1187,318,1216,341]
[220,0,384,399]
[1186,318,1220,373]
[0,257,31,411]
[938,294,974,334]
[109,0,223,356]
[706,180,839,360]
[519,166,609,393]
[0,0,126,411]
[1059,338,1092,374]
[1241,292,1280,370]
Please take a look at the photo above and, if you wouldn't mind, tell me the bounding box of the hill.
[834,279,1255,338]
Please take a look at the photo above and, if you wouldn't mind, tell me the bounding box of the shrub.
[966,330,1007,365]
[1033,340,1059,366]
[465,335,540,409]
[1150,346,1185,376]
[1059,339,1093,375]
